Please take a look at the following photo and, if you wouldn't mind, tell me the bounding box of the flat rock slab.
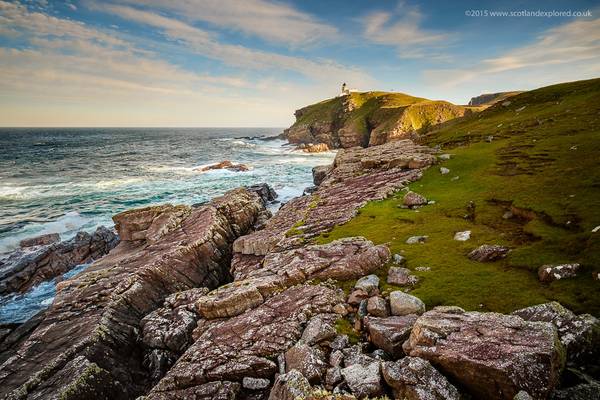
[365,315,418,358]
[403,308,565,400]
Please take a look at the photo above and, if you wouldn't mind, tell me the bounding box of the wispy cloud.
[120,0,339,47]
[89,2,373,86]
[362,1,451,59]
[424,17,600,90]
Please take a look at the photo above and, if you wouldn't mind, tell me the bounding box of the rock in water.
[0,188,266,399]
[19,233,60,248]
[312,165,333,186]
[382,357,461,400]
[0,226,119,295]
[403,308,565,399]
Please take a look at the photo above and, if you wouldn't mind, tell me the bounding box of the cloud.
[89,2,373,86]
[120,0,338,47]
[362,1,450,59]
[0,1,362,126]
[424,17,600,90]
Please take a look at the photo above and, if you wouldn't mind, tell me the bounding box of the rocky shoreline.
[0,139,598,399]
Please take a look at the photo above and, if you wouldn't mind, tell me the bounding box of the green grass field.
[315,78,600,315]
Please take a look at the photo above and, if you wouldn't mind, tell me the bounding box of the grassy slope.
[316,78,600,315]
[292,91,463,139]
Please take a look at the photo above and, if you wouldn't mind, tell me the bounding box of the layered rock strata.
[0,188,266,399]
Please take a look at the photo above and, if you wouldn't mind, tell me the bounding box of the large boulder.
[382,357,461,400]
[403,308,565,399]
[341,360,384,398]
[512,302,600,364]
[285,343,327,383]
[390,291,426,316]
[0,226,119,295]
[364,315,418,358]
[268,370,311,400]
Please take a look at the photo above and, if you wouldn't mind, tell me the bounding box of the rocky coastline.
[0,136,597,400]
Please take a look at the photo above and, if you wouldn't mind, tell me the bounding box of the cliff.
[468,91,523,106]
[283,91,470,149]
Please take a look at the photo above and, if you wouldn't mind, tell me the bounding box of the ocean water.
[0,128,336,253]
[0,128,336,323]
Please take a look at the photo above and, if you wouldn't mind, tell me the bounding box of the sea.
[0,127,336,323]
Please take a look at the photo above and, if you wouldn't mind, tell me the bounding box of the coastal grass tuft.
[317,78,600,316]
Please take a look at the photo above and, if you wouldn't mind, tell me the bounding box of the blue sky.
[0,0,599,126]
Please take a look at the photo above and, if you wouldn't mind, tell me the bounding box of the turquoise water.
[0,128,336,253]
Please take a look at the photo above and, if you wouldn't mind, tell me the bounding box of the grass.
[316,78,600,316]
[290,91,467,146]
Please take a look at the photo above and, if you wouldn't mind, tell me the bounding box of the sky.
[0,0,599,127]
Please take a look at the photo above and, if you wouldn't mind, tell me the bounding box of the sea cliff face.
[283,91,469,149]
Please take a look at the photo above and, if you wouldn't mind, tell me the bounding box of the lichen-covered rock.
[390,291,425,316]
[354,274,379,295]
[468,244,510,262]
[301,314,338,345]
[382,357,461,400]
[268,369,312,400]
[146,285,344,398]
[341,360,384,398]
[197,238,389,319]
[0,188,265,399]
[512,302,600,364]
[0,226,119,295]
[387,266,419,286]
[243,376,270,390]
[285,343,327,383]
[365,315,418,358]
[403,308,565,399]
[366,296,389,317]
[403,191,428,207]
[538,264,581,282]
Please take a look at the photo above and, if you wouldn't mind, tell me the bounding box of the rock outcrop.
[382,357,461,400]
[0,188,266,399]
[233,140,436,256]
[145,284,345,399]
[403,307,565,399]
[0,226,119,295]
[283,91,468,149]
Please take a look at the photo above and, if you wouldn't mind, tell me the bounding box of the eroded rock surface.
[512,302,600,365]
[0,188,265,399]
[382,356,461,400]
[234,140,434,256]
[403,308,565,399]
[146,285,345,398]
[0,226,119,295]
